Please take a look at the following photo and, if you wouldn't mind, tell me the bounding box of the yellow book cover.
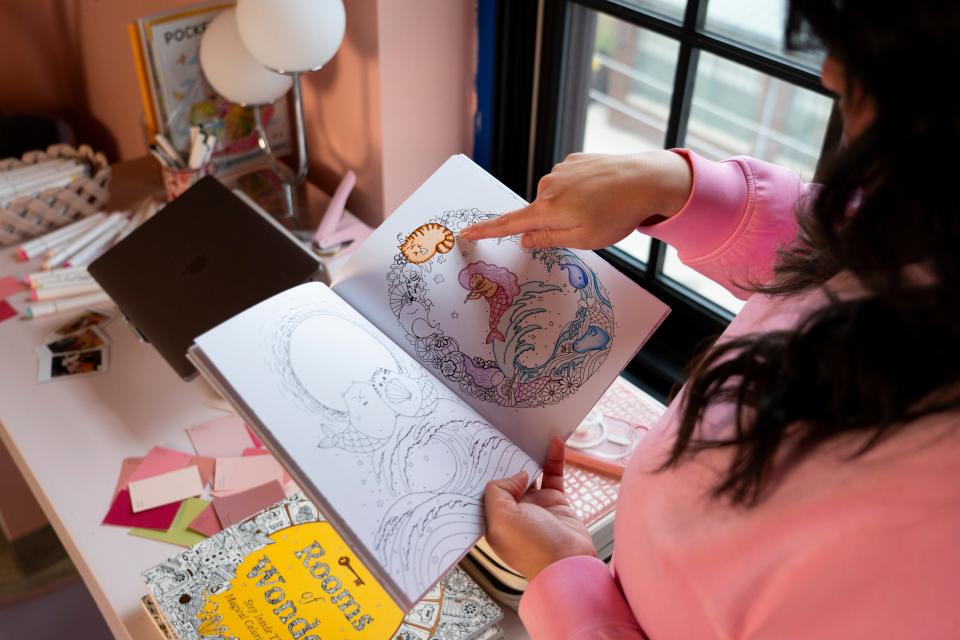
[143,494,503,640]
[143,494,403,639]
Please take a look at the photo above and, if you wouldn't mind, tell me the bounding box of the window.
[483,0,837,399]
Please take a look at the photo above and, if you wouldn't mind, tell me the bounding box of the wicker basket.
[0,144,111,247]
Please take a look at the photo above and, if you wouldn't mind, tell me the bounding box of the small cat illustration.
[399,223,455,264]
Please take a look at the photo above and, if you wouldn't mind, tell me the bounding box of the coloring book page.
[334,155,669,462]
[192,283,538,609]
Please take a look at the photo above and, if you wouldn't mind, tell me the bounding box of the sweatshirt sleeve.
[519,555,647,640]
[641,149,815,299]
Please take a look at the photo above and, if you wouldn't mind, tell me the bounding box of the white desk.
[0,158,530,639]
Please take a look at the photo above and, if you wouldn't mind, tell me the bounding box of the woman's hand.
[459,150,692,250]
[484,437,596,581]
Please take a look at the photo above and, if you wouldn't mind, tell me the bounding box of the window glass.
[704,0,824,71]
[660,49,833,313]
[583,14,680,262]
[621,0,686,21]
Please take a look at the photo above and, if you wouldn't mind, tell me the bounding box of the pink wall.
[377,0,476,214]
[1,0,476,224]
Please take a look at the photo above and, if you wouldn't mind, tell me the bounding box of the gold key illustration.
[338,555,365,586]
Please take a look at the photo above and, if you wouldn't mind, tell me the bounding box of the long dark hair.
[663,1,960,505]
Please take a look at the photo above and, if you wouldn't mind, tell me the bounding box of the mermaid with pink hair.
[459,261,521,343]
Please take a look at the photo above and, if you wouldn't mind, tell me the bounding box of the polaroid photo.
[44,326,110,354]
[47,309,115,340]
[37,347,110,383]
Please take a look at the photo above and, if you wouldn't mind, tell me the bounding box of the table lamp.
[199,0,346,218]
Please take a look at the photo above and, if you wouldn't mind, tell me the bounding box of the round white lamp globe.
[199,8,293,106]
[235,0,346,73]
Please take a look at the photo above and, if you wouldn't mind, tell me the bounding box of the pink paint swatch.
[102,489,179,530]
[187,415,254,458]
[242,448,291,484]
[188,456,215,487]
[187,503,222,537]
[246,426,263,449]
[112,457,145,500]
[124,447,193,488]
[212,481,286,528]
[0,300,16,322]
[0,276,26,299]
[128,466,203,513]
[214,455,285,494]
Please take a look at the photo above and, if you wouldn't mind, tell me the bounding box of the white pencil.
[30,281,103,301]
[24,291,111,319]
[17,213,105,261]
[43,213,125,270]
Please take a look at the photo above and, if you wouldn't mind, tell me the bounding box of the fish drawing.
[572,325,610,353]
[399,223,455,265]
[458,261,521,344]
[559,262,589,289]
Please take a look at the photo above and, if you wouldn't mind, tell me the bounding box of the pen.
[31,281,104,301]
[24,265,89,287]
[24,291,111,319]
[154,133,185,169]
[16,213,105,261]
[63,220,125,268]
[43,213,125,270]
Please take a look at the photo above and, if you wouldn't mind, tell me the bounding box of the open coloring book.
[188,155,669,610]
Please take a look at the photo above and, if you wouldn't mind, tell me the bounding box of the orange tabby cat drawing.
[399,223,455,264]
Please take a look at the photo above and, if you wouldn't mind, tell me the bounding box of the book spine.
[140,594,180,640]
[127,22,158,138]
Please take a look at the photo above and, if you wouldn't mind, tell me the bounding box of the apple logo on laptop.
[182,255,208,276]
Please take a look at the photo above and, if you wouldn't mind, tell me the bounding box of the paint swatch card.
[126,447,193,486]
[186,415,254,458]
[128,465,203,512]
[0,300,16,323]
[187,503,222,537]
[112,456,145,499]
[103,489,179,530]
[129,498,210,547]
[211,480,286,528]
[213,455,285,494]
[0,275,25,299]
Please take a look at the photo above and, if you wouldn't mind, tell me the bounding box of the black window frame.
[486,0,839,401]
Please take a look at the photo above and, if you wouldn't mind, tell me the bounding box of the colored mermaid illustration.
[459,261,521,343]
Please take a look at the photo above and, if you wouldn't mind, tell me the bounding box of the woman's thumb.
[484,471,529,514]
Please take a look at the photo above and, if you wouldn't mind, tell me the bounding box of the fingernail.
[459,227,475,239]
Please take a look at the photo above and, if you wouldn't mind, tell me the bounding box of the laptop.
[89,176,321,379]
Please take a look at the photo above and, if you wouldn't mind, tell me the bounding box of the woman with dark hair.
[461,1,960,637]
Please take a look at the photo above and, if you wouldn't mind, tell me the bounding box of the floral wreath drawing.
[388,209,615,408]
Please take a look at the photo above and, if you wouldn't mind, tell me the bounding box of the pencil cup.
[161,163,214,201]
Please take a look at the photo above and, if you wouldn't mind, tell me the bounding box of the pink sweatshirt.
[519,151,960,639]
